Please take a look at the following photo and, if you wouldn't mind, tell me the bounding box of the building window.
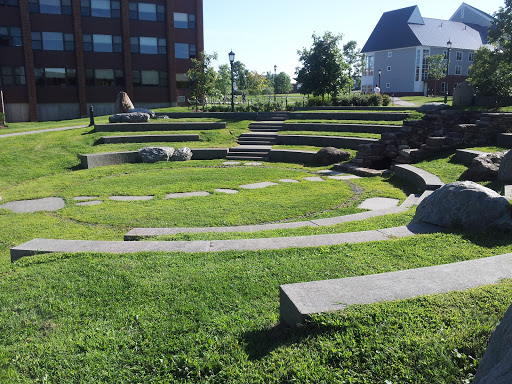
[456,51,463,61]
[64,33,74,50]
[83,34,121,53]
[468,52,474,62]
[129,2,165,21]
[158,38,166,54]
[387,66,391,71]
[388,51,392,58]
[4,0,19,6]
[138,2,155,21]
[34,67,76,86]
[455,65,462,75]
[421,49,430,81]
[363,55,374,76]
[441,82,447,94]
[1,66,25,85]
[386,83,390,88]
[40,0,61,14]
[81,0,119,18]
[42,32,64,50]
[175,43,196,59]
[174,12,195,29]
[0,26,22,47]
[176,73,190,89]
[131,37,165,54]
[84,68,123,86]
[132,70,167,86]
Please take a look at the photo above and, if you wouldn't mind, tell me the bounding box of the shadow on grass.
[457,228,512,248]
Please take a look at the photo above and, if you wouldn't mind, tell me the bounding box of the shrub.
[382,94,391,106]
[368,94,383,106]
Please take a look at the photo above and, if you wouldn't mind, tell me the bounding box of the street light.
[444,40,452,104]
[229,50,235,112]
[274,64,277,102]
[378,69,382,89]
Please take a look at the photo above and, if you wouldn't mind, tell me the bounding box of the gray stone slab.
[165,191,210,199]
[244,162,263,166]
[327,175,361,180]
[76,200,103,206]
[416,190,434,205]
[310,206,408,226]
[280,252,512,327]
[215,189,238,194]
[317,170,343,175]
[11,238,211,262]
[222,161,241,166]
[0,125,87,139]
[279,179,299,183]
[74,196,100,201]
[302,177,325,182]
[239,182,279,189]
[109,196,154,201]
[0,197,65,213]
[505,185,512,199]
[400,193,420,208]
[358,197,400,211]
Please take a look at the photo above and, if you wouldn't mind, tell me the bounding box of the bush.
[382,94,391,106]
[368,94,383,106]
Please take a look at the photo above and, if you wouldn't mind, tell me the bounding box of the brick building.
[0,0,203,122]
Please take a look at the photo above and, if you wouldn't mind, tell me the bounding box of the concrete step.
[229,145,272,153]
[237,141,275,146]
[226,155,269,161]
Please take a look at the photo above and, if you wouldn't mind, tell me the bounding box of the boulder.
[171,147,193,161]
[452,80,475,107]
[498,150,512,183]
[473,302,512,384]
[461,151,507,182]
[138,147,175,163]
[109,112,150,123]
[114,91,134,113]
[313,147,351,165]
[128,108,156,119]
[412,181,512,230]
[417,102,449,112]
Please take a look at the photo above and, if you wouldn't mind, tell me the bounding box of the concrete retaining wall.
[94,122,226,132]
[393,164,444,192]
[283,123,400,134]
[98,134,200,144]
[269,149,316,163]
[277,135,377,149]
[497,133,512,148]
[289,112,410,121]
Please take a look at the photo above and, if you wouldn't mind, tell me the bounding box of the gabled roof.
[362,3,490,53]
[361,6,422,53]
[450,3,494,25]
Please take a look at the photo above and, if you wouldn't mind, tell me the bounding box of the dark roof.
[361,6,422,53]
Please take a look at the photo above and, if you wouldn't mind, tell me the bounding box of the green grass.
[1,113,512,382]
[414,151,468,184]
[400,96,452,106]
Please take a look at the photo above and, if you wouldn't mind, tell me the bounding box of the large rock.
[473,302,512,384]
[138,147,175,163]
[498,150,512,183]
[412,181,512,230]
[171,147,193,161]
[452,80,475,107]
[114,91,134,113]
[461,151,507,182]
[109,112,150,123]
[417,102,449,112]
[313,147,351,165]
[128,108,156,119]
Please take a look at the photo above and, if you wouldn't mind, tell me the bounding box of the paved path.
[391,97,417,107]
[0,125,88,139]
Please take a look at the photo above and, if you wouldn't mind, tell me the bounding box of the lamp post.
[229,50,235,112]
[378,69,382,89]
[274,64,277,102]
[444,40,452,104]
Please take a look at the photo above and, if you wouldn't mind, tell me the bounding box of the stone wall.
[352,112,512,169]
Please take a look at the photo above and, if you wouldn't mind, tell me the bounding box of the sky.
[203,0,504,81]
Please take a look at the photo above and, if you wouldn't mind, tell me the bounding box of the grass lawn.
[0,113,510,383]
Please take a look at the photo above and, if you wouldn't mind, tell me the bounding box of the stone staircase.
[226,145,272,161]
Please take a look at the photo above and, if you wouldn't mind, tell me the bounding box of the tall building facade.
[0,0,203,122]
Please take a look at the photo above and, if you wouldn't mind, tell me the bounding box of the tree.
[232,61,248,92]
[295,32,350,102]
[468,0,512,104]
[275,72,293,94]
[343,40,363,93]
[187,52,217,111]
[214,64,231,99]
[246,71,270,95]
[427,54,448,96]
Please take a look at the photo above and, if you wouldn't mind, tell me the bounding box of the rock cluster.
[313,147,351,165]
[138,147,193,163]
[351,112,512,169]
[128,108,156,119]
[461,151,507,182]
[109,112,150,123]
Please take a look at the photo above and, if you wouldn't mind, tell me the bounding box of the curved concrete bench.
[283,123,400,134]
[268,149,316,163]
[80,148,229,169]
[289,112,410,121]
[277,135,377,150]
[94,122,226,132]
[393,164,444,192]
[98,134,200,144]
[453,149,485,166]
[497,133,512,148]
[280,251,512,327]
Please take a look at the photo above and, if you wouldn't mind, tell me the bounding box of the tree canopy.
[343,40,363,92]
[468,0,512,104]
[187,52,217,110]
[275,72,293,94]
[427,54,448,96]
[295,32,350,101]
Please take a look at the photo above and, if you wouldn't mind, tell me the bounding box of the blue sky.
[204,0,504,80]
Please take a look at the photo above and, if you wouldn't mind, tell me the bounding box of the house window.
[0,66,26,85]
[175,43,196,59]
[455,65,462,75]
[388,51,392,58]
[456,51,463,61]
[386,83,390,88]
[174,12,195,29]
[387,66,391,71]
[176,73,190,89]
[468,52,474,62]
[441,82,447,94]
[0,26,22,47]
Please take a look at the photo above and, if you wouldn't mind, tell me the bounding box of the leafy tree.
[427,54,448,96]
[275,72,293,94]
[246,71,270,95]
[343,40,363,92]
[214,64,232,99]
[232,61,248,92]
[296,32,350,102]
[187,52,218,111]
[468,0,512,104]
